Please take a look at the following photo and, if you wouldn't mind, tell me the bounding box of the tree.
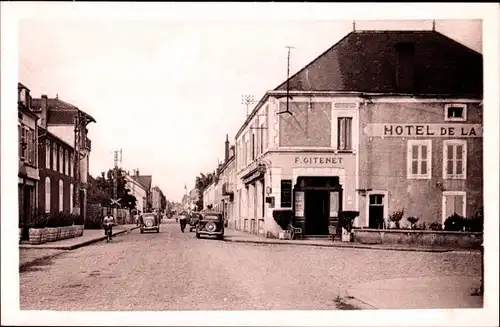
[87,168,137,210]
[194,172,215,210]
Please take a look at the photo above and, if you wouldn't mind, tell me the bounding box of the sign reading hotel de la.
[364,123,483,138]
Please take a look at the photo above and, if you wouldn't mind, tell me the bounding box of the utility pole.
[112,149,122,220]
[277,46,294,115]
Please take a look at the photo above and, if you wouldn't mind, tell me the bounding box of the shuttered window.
[443,140,467,179]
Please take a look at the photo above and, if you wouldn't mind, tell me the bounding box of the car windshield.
[203,214,220,220]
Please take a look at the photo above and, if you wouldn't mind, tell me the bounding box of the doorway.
[304,190,329,235]
[368,194,385,229]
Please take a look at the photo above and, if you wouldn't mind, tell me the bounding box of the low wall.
[352,228,482,249]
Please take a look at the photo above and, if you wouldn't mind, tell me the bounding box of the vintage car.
[196,211,224,240]
[140,212,160,233]
[188,211,201,232]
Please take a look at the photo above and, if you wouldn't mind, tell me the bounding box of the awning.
[242,166,265,185]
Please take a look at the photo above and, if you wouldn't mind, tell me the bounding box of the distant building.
[18,83,39,239]
[125,172,148,214]
[151,186,162,211]
[125,170,152,212]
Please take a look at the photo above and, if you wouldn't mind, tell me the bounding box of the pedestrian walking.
[179,211,187,232]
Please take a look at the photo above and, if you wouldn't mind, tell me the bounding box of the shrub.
[272,209,293,230]
[444,213,466,231]
[407,216,420,229]
[465,208,484,232]
[73,214,84,225]
[340,211,359,233]
[30,210,49,228]
[388,209,405,229]
[429,222,442,230]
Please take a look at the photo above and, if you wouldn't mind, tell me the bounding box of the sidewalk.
[223,228,479,253]
[344,275,483,309]
[19,224,140,269]
[20,224,140,250]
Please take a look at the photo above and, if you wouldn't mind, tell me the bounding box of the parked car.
[188,211,201,232]
[140,213,160,233]
[196,211,224,240]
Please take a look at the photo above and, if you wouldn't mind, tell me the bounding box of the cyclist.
[103,212,115,239]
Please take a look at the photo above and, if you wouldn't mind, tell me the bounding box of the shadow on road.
[20,255,58,273]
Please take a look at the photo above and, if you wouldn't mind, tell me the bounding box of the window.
[70,153,74,177]
[444,104,467,122]
[18,123,22,159]
[251,133,255,160]
[69,184,74,212]
[260,124,265,154]
[338,117,352,151]
[265,105,269,149]
[442,191,466,224]
[280,179,292,208]
[45,177,51,213]
[59,147,64,173]
[52,144,57,171]
[64,150,69,175]
[443,140,467,179]
[46,140,51,168]
[59,180,64,212]
[242,135,247,166]
[407,140,432,179]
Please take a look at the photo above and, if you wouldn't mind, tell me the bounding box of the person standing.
[179,211,187,232]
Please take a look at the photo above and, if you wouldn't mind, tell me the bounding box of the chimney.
[230,145,235,158]
[40,95,48,128]
[224,134,229,163]
[136,170,139,177]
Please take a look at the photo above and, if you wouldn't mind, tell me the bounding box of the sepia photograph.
[1,2,499,326]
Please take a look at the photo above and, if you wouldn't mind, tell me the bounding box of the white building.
[125,174,148,214]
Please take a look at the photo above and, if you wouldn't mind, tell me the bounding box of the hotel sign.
[364,124,482,138]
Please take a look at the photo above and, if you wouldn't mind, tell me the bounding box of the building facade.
[151,186,162,211]
[215,135,236,227]
[125,173,148,214]
[37,128,75,216]
[31,94,96,222]
[233,30,482,238]
[18,83,39,238]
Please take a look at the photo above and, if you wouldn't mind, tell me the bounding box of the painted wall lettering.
[365,124,482,138]
[294,156,343,165]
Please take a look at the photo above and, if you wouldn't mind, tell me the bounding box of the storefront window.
[280,180,292,207]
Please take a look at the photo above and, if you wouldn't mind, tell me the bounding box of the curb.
[223,237,457,253]
[20,226,140,251]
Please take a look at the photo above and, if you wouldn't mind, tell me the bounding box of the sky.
[17,16,482,202]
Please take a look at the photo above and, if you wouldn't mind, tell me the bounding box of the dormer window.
[444,104,467,122]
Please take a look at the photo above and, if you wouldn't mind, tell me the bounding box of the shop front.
[263,151,357,238]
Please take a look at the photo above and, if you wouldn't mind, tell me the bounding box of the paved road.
[20,220,481,310]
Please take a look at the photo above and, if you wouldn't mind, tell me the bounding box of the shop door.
[304,190,329,235]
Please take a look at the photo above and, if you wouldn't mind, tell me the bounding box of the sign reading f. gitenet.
[364,123,482,138]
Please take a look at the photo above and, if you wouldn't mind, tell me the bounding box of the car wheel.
[196,232,200,239]
[140,229,144,234]
[157,228,160,233]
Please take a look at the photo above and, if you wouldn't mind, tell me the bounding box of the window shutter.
[461,144,467,176]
